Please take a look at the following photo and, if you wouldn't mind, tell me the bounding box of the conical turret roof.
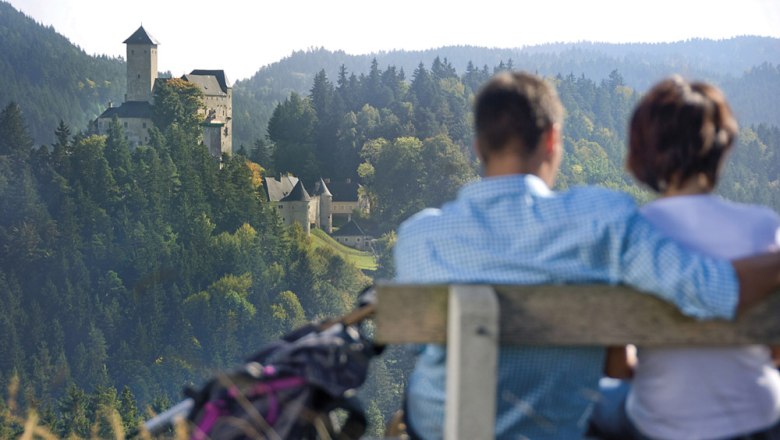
[124,26,159,45]
[281,180,311,202]
[312,178,332,196]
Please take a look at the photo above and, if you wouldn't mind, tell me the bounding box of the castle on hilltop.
[96,26,232,157]
[262,175,371,241]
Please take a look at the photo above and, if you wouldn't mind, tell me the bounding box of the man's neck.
[483,153,527,177]
[483,152,553,186]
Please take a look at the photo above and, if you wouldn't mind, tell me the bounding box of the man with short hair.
[393,71,780,439]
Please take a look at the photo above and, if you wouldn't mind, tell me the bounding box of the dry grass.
[1,375,191,440]
[2,375,351,440]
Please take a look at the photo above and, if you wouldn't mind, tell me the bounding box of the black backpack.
[183,293,380,440]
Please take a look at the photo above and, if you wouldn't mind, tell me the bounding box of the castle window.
[143,122,147,128]
[137,74,141,79]
[124,122,128,128]
[131,49,134,54]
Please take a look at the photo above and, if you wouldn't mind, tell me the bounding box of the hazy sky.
[7,0,780,81]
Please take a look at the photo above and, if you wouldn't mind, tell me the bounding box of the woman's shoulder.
[644,195,778,223]
[709,197,780,226]
[642,195,780,252]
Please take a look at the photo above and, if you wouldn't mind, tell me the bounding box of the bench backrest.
[373,284,780,440]
[375,284,780,346]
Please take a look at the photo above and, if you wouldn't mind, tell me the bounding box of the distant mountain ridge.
[232,37,780,148]
[243,37,780,90]
[0,0,777,148]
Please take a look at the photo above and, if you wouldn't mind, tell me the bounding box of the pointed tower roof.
[124,26,159,45]
[312,178,332,196]
[281,180,311,202]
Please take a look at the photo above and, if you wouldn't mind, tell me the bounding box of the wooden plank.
[444,286,498,440]
[374,284,449,344]
[374,284,780,346]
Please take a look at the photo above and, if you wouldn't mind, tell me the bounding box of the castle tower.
[313,178,333,234]
[281,180,312,235]
[185,70,233,156]
[124,26,159,103]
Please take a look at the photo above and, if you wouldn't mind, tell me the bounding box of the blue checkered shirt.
[393,174,738,440]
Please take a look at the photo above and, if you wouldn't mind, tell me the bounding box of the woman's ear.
[473,140,486,163]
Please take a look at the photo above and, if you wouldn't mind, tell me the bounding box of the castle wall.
[332,201,359,215]
[276,201,312,234]
[126,44,157,102]
[319,194,332,233]
[334,235,372,251]
[292,201,311,234]
[203,124,224,158]
[223,89,232,154]
[277,203,289,224]
[308,197,319,227]
[202,90,232,155]
[97,116,153,148]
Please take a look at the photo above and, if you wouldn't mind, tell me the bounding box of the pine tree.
[0,102,33,160]
[310,69,339,177]
[57,384,91,438]
[105,116,133,185]
[119,386,140,434]
[268,93,318,182]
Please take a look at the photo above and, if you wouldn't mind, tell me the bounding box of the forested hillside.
[0,2,124,145]
[0,93,385,436]
[1,2,779,435]
[2,51,778,435]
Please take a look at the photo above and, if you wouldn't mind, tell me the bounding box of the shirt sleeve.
[616,211,739,320]
[394,211,431,282]
[393,223,415,282]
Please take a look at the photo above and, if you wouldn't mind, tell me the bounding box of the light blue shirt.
[393,174,739,439]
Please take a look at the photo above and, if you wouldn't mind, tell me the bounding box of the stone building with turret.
[262,175,369,237]
[96,26,232,156]
[96,26,157,147]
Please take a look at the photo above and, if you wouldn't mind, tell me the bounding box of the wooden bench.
[373,284,780,439]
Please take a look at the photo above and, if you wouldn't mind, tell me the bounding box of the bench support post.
[445,285,499,440]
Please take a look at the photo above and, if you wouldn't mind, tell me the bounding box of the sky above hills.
[6,0,780,81]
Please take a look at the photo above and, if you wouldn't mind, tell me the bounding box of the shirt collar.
[458,174,554,200]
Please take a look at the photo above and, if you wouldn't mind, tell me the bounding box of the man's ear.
[543,124,561,156]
